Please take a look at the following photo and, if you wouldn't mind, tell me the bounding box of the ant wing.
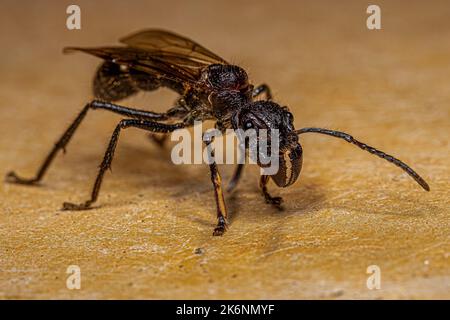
[64,30,228,95]
[120,29,228,66]
[63,46,201,87]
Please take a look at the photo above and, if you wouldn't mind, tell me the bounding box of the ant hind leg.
[62,119,186,211]
[6,100,171,185]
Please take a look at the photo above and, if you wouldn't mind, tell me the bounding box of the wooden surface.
[0,0,448,299]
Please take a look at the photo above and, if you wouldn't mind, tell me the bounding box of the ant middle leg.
[227,143,247,192]
[5,100,174,185]
[62,119,186,211]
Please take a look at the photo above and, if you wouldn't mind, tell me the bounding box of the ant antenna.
[296,127,430,191]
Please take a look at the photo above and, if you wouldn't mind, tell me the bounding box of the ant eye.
[244,120,254,129]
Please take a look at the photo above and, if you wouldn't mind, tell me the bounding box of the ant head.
[231,101,303,187]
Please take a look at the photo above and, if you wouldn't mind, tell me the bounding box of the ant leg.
[5,100,172,185]
[253,83,272,100]
[227,141,248,192]
[227,164,244,192]
[259,175,283,210]
[147,102,190,148]
[204,135,228,236]
[62,119,186,211]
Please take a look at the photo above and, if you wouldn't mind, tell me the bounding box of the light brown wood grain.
[0,0,448,299]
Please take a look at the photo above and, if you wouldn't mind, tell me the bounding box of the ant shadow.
[73,140,206,188]
[249,178,326,212]
[65,140,333,229]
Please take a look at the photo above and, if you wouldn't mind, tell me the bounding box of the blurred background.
[0,0,448,299]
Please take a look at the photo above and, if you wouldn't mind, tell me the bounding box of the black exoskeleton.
[6,29,430,236]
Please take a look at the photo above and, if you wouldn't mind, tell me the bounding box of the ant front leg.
[227,139,248,192]
[227,144,247,192]
[62,119,186,211]
[259,175,283,210]
[227,163,244,192]
[204,134,229,236]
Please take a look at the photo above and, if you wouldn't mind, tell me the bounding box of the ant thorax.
[205,64,249,91]
[203,64,253,119]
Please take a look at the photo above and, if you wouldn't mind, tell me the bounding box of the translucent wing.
[64,46,200,83]
[64,29,228,86]
[120,29,228,66]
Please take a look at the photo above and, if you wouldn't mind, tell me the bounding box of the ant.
[6,29,430,236]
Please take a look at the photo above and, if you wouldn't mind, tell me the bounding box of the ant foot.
[213,225,226,236]
[5,171,38,185]
[62,201,93,211]
[265,196,284,210]
[212,218,228,236]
